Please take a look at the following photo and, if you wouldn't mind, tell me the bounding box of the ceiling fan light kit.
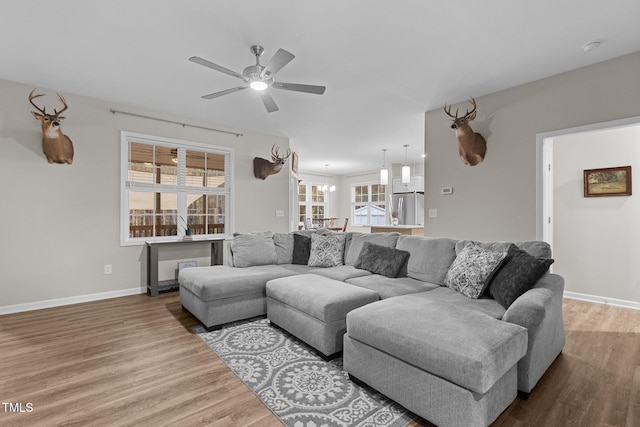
[189,44,326,113]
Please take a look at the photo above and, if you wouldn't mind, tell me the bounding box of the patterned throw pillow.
[307,233,347,267]
[444,243,507,299]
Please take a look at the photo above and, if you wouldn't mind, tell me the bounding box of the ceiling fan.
[189,45,326,113]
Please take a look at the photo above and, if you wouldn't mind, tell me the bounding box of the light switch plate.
[275,210,284,217]
[441,187,453,195]
[428,209,438,218]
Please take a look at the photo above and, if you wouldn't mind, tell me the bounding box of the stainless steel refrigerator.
[389,192,424,225]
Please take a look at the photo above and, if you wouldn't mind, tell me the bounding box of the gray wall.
[0,78,290,309]
[424,52,640,242]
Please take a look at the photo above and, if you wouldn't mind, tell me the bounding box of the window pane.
[355,185,368,203]
[298,184,306,202]
[128,192,177,237]
[128,142,154,183]
[299,205,307,224]
[155,193,177,237]
[185,149,206,187]
[312,205,325,219]
[372,204,386,225]
[353,204,368,225]
[372,184,386,202]
[206,153,226,188]
[312,185,325,203]
[186,194,225,235]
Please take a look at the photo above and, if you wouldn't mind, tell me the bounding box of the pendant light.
[402,144,411,185]
[323,164,336,193]
[380,149,389,185]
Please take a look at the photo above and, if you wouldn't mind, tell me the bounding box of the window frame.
[351,181,387,226]
[298,182,327,226]
[120,131,234,246]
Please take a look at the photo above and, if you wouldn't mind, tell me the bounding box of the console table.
[146,238,224,296]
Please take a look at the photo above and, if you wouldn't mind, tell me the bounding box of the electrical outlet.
[428,209,438,218]
[275,210,284,217]
[104,264,112,275]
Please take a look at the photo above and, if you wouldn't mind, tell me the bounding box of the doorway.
[537,116,640,307]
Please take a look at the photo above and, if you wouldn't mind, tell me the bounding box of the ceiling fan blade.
[260,49,295,79]
[189,56,244,80]
[202,86,247,100]
[272,82,326,95]
[259,91,279,113]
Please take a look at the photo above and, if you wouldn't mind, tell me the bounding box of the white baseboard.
[564,291,640,311]
[0,287,146,315]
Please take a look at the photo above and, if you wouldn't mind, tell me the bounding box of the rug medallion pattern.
[196,318,414,427]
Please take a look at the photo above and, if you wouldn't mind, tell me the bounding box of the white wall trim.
[0,287,146,315]
[564,291,640,311]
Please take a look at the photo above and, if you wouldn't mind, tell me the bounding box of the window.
[298,183,326,226]
[121,131,232,245]
[352,183,386,225]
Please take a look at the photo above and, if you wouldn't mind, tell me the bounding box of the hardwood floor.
[0,294,638,426]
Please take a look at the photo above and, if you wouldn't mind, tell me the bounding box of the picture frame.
[583,166,632,197]
[291,152,299,174]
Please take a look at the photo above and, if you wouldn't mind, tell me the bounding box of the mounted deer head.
[253,144,292,180]
[443,97,486,166]
[29,89,74,164]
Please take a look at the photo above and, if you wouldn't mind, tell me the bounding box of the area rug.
[195,318,415,427]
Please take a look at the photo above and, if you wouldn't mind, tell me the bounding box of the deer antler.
[463,97,477,118]
[271,144,291,162]
[28,89,47,115]
[443,103,459,120]
[55,93,69,117]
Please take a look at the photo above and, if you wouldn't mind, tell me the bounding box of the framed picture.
[583,166,632,197]
[291,152,299,174]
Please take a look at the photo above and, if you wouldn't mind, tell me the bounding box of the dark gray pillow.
[489,244,554,308]
[292,233,311,265]
[355,242,410,278]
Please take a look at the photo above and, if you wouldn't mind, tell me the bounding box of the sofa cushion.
[395,236,457,285]
[489,244,555,308]
[230,232,277,268]
[346,295,527,394]
[344,232,401,266]
[310,265,373,282]
[178,264,296,301]
[444,243,507,298]
[346,275,438,299]
[266,274,379,323]
[292,233,312,265]
[456,240,552,259]
[273,232,294,264]
[355,242,409,278]
[410,287,506,319]
[308,233,346,267]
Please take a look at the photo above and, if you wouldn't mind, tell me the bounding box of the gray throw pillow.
[230,231,277,268]
[355,242,410,278]
[444,243,507,299]
[489,244,554,308]
[307,233,346,268]
[292,233,311,265]
[273,233,293,264]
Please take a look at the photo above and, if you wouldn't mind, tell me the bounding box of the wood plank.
[1,294,638,426]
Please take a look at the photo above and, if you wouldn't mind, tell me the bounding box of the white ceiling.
[2,1,639,174]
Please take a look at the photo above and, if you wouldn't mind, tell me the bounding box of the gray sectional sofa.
[179,230,565,427]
